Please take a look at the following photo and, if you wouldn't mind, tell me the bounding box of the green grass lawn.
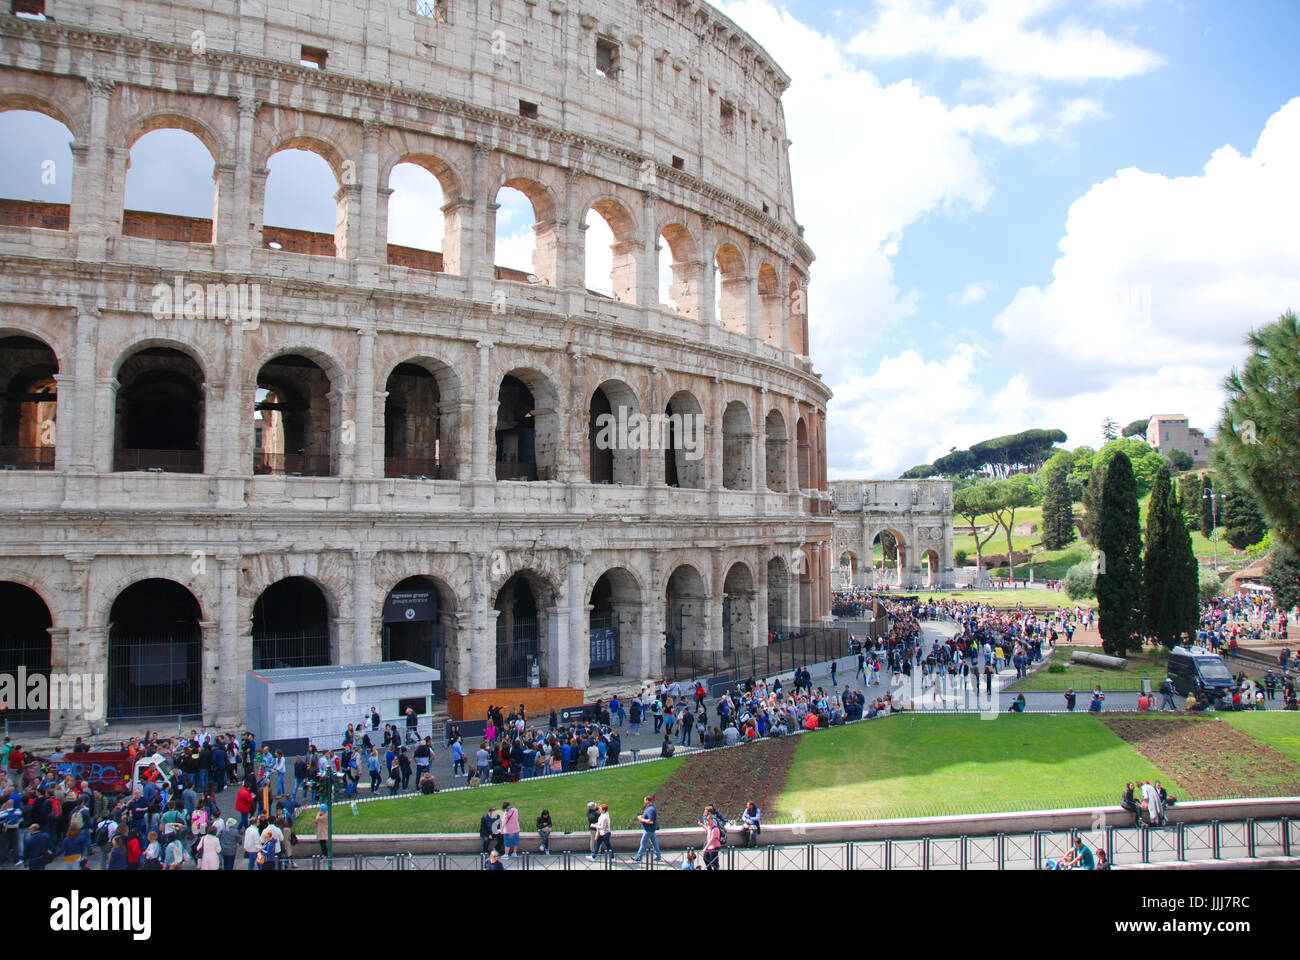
[773,713,1164,822]
[296,758,683,835]
[923,589,1091,610]
[1009,646,1169,692]
[1221,713,1300,765]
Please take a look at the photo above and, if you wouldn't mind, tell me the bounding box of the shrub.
[1064,560,1097,601]
[1198,567,1222,602]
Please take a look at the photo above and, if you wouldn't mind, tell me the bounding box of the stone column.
[215,551,240,727]
[779,259,793,354]
[353,327,377,480]
[72,78,114,260]
[93,375,116,474]
[700,216,717,328]
[335,182,363,261]
[567,549,587,690]
[217,93,259,267]
[707,379,723,491]
[754,387,766,495]
[452,610,474,695]
[352,549,375,666]
[639,188,660,313]
[746,237,761,339]
[472,341,494,481]
[219,318,245,477]
[200,619,220,726]
[756,550,769,646]
[709,547,725,655]
[790,547,802,628]
[69,306,99,474]
[469,552,491,689]
[648,550,666,679]
[358,120,383,263]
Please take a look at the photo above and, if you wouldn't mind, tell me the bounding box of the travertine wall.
[831,480,956,589]
[0,0,834,737]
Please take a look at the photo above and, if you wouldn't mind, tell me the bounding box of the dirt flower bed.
[638,736,800,829]
[1101,714,1300,800]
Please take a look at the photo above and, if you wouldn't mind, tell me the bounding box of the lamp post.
[1204,485,1224,571]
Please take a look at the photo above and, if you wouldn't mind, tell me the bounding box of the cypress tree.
[1219,473,1267,550]
[1199,475,1216,539]
[1142,465,1172,641]
[1096,452,1143,657]
[1041,465,1076,550]
[1083,462,1108,544]
[1183,475,1204,531]
[1160,482,1200,647]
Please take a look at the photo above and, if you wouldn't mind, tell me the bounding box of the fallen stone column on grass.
[1069,650,1128,670]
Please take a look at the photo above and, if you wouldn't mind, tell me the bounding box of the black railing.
[113,447,203,473]
[254,451,332,477]
[384,456,445,479]
[295,816,1298,871]
[669,625,853,684]
[0,445,55,471]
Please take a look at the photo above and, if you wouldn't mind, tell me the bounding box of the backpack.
[93,822,110,846]
[713,812,728,843]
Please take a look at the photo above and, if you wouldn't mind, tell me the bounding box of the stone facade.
[0,0,834,736]
[830,480,955,590]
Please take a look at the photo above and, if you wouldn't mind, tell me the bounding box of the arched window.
[122,128,215,242]
[0,110,73,230]
[114,346,204,473]
[263,147,339,255]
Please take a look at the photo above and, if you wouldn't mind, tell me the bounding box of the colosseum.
[0,0,846,734]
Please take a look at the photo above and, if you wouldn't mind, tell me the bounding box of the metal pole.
[1246,818,1256,859]
[1211,820,1221,859]
[1284,818,1292,858]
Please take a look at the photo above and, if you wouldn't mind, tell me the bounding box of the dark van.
[1166,646,1234,700]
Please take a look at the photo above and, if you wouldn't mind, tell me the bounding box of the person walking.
[1158,677,1177,711]
[701,804,722,870]
[588,803,613,859]
[634,796,663,862]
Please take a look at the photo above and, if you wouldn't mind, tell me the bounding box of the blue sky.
[2,0,1297,479]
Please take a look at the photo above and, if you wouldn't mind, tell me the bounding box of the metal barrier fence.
[297,817,1297,870]
[671,626,855,683]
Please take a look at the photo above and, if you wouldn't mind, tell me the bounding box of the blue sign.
[590,627,618,669]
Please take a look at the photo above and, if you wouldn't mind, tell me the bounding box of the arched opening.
[384,360,459,479]
[385,160,447,273]
[495,572,545,688]
[0,335,57,470]
[255,354,334,476]
[722,562,755,655]
[799,547,813,624]
[107,579,201,721]
[252,577,332,670]
[923,549,941,588]
[758,263,781,346]
[796,417,810,490]
[722,400,753,490]
[113,346,204,472]
[589,568,639,678]
[838,550,860,589]
[382,575,452,698]
[0,110,73,230]
[0,583,52,728]
[583,200,638,302]
[663,390,705,489]
[588,379,641,484]
[122,127,216,242]
[714,242,746,332]
[790,271,809,354]
[262,147,339,256]
[658,223,700,320]
[870,530,907,588]
[496,370,558,481]
[767,556,790,636]
[492,180,555,285]
[664,564,707,674]
[764,408,787,492]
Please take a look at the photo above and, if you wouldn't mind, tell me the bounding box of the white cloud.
[848,0,1165,83]
[949,282,994,307]
[835,98,1300,476]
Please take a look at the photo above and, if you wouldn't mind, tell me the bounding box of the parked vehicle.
[1166,646,1235,700]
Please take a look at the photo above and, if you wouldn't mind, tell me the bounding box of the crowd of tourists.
[0,729,302,870]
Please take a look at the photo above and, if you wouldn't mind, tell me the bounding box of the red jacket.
[235,787,255,814]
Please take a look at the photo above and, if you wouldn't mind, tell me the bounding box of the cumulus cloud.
[848,0,1164,83]
[839,97,1300,477]
[949,282,994,307]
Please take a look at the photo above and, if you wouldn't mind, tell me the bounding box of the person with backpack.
[701,805,723,870]
[628,699,642,734]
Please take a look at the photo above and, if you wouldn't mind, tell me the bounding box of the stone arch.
[588,565,642,677]
[380,573,458,696]
[869,527,909,587]
[112,342,206,473]
[796,416,810,490]
[714,241,747,332]
[121,124,217,241]
[789,269,809,354]
[764,407,788,492]
[384,356,463,480]
[0,581,53,728]
[722,560,756,654]
[251,575,337,670]
[922,548,941,588]
[582,194,640,303]
[261,137,346,255]
[0,94,81,139]
[495,366,561,482]
[657,220,701,320]
[588,377,642,485]
[0,332,59,469]
[254,346,345,477]
[123,111,225,164]
[663,389,705,489]
[493,568,560,688]
[0,106,76,219]
[106,578,203,721]
[722,399,753,490]
[757,262,781,346]
[492,173,560,286]
[664,561,708,672]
